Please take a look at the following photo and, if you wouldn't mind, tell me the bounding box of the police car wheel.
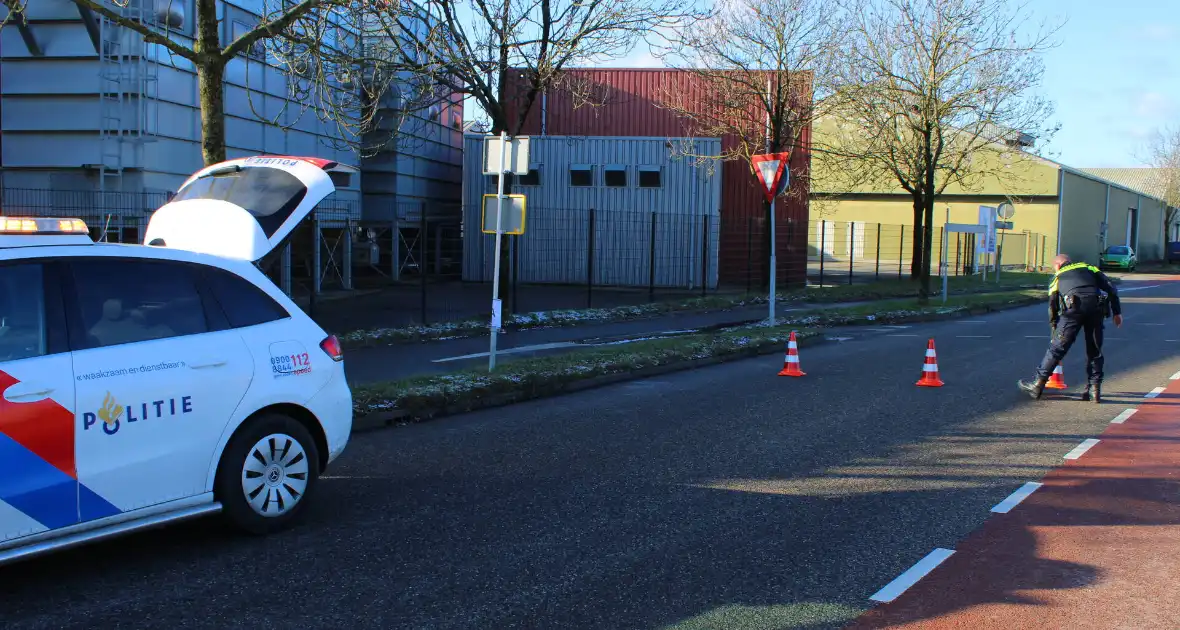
[215,413,320,535]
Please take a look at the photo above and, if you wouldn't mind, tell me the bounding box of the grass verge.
[351,289,1042,424]
[339,272,1052,348]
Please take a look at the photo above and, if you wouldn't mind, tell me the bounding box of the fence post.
[511,234,519,314]
[309,210,319,319]
[746,217,753,295]
[420,206,428,325]
[1041,235,1047,270]
[819,220,826,286]
[649,212,657,302]
[898,227,904,279]
[312,210,322,297]
[701,214,709,296]
[875,223,881,281]
[848,222,856,285]
[937,227,944,280]
[587,208,595,309]
[956,233,962,276]
[343,217,354,291]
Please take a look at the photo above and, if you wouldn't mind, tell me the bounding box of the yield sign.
[751,152,791,203]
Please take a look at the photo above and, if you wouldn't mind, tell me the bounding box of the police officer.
[1018,253,1122,402]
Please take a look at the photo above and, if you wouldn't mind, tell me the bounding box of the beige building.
[810,118,1179,268]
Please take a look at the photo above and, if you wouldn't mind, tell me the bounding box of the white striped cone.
[778,332,805,376]
[917,339,944,387]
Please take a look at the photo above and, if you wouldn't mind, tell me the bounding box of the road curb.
[339,286,1048,349]
[350,295,1041,433]
[351,334,824,433]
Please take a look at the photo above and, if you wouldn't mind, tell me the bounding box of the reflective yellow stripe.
[1048,262,1090,295]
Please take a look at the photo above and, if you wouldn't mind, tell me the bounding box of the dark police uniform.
[1018,261,1121,401]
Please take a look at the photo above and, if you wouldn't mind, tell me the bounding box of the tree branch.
[70,0,198,62]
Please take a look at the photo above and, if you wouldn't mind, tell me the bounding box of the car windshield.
[171,166,308,237]
[1106,246,1129,255]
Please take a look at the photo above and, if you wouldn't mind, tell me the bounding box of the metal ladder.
[96,0,159,233]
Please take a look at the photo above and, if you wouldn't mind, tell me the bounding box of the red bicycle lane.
[847,376,1180,629]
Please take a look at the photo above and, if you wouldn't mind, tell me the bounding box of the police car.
[0,156,354,566]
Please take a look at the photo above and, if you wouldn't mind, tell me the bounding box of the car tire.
[214,413,321,536]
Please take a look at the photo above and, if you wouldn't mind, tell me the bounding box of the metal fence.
[335,206,1050,334]
[0,187,1050,334]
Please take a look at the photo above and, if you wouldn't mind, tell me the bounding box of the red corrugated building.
[502,68,812,288]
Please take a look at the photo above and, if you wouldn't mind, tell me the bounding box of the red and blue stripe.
[0,370,120,530]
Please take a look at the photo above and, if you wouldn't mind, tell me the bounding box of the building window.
[604,166,627,187]
[570,165,593,187]
[638,166,662,188]
[231,19,265,60]
[517,168,540,186]
[490,168,540,189]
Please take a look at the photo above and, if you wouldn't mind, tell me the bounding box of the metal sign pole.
[768,196,776,325]
[942,207,949,303]
[489,131,508,371]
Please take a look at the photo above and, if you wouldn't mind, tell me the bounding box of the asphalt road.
[3,278,1177,630]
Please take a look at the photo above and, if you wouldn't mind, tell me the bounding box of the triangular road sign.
[752,152,791,203]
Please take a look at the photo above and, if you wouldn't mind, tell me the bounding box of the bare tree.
[652,0,849,290]
[72,0,367,166]
[350,0,703,312]
[358,0,704,136]
[1,0,28,29]
[261,1,458,161]
[1145,125,1180,240]
[816,0,1062,300]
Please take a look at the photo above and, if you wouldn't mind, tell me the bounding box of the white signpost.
[751,152,790,324]
[943,218,987,304]
[994,202,1015,282]
[482,132,530,371]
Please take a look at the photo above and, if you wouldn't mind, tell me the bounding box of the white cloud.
[614,48,667,68]
[1142,24,1178,41]
[1132,91,1178,120]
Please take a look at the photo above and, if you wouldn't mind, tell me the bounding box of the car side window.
[202,267,290,328]
[0,263,47,363]
[70,259,208,350]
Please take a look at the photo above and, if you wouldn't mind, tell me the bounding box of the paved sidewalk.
[847,374,1180,629]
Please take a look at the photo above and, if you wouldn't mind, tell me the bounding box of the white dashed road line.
[1118,284,1162,292]
[1064,439,1101,460]
[1170,371,1180,381]
[869,548,956,603]
[991,482,1043,514]
[1146,387,1166,399]
[956,335,991,338]
[1111,409,1138,424]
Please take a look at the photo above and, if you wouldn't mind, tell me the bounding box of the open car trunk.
[143,156,355,262]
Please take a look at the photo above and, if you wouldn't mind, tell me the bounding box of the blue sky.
[509,0,1179,168]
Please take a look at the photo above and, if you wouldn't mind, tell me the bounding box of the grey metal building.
[1,0,463,289]
[462,135,723,290]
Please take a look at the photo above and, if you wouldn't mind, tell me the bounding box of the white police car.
[0,156,354,566]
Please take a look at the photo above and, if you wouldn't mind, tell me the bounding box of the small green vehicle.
[1098,245,1137,271]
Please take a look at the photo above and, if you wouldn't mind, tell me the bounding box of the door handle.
[189,360,227,369]
[3,386,54,402]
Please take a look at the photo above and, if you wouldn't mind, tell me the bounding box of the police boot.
[1018,377,1049,400]
[1081,379,1103,403]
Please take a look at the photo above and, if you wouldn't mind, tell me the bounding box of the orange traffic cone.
[1045,364,1067,389]
[916,338,944,387]
[777,331,806,377]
